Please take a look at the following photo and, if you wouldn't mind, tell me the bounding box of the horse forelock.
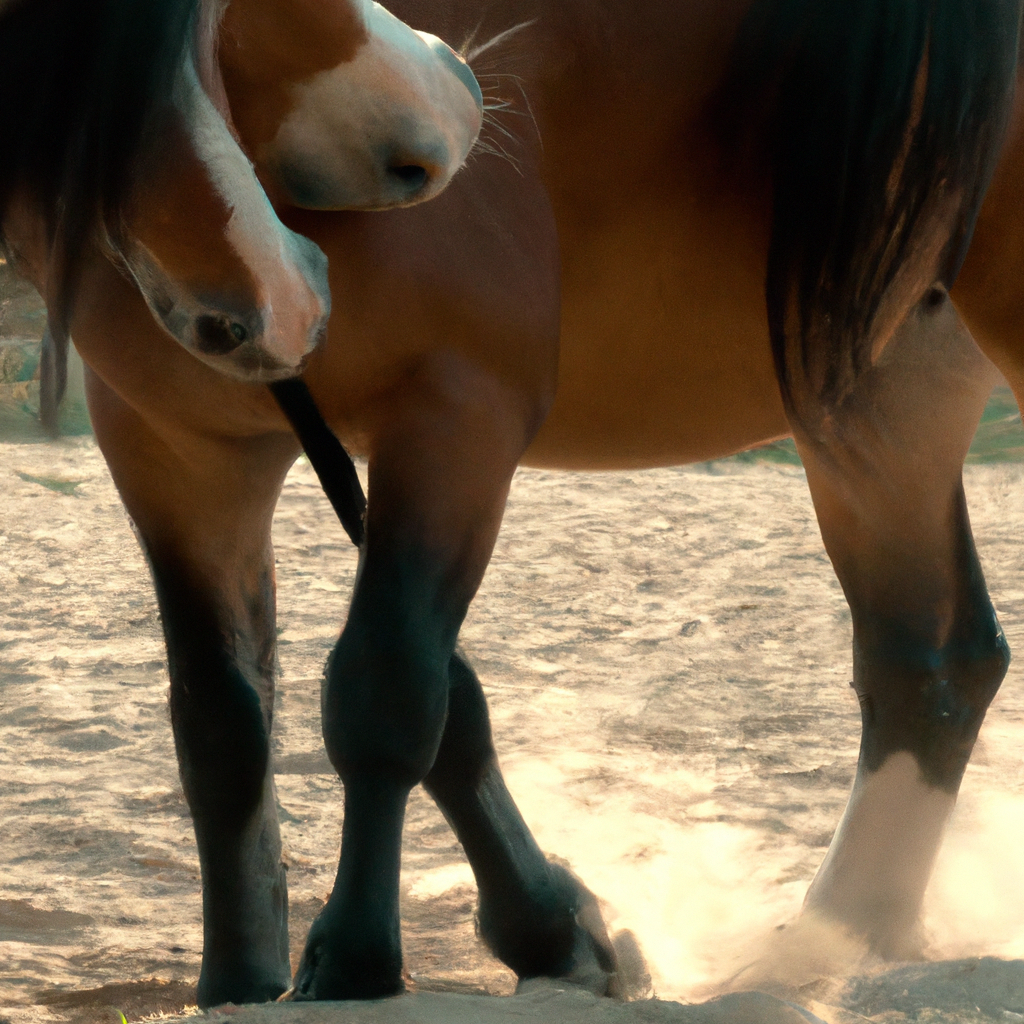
[0,0,202,334]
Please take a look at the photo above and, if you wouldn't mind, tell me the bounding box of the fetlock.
[478,861,617,993]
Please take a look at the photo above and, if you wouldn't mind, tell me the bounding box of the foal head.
[0,0,329,383]
[220,0,484,210]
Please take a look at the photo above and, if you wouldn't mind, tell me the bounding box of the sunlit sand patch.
[406,863,476,901]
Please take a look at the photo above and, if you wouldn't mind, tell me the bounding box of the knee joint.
[170,666,271,825]
[322,639,449,788]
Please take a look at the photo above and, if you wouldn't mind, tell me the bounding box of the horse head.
[219,0,484,210]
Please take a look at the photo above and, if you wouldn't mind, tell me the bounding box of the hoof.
[481,861,621,997]
[514,925,616,998]
[196,962,290,1009]
[559,878,620,996]
[609,928,654,1001]
[287,909,405,1001]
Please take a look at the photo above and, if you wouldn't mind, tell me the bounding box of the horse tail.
[0,0,200,338]
[717,0,1021,419]
[38,320,67,438]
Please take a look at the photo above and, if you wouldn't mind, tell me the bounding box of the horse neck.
[389,0,750,136]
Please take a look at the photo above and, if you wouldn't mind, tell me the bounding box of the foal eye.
[230,322,248,342]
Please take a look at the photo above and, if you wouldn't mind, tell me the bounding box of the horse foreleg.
[423,650,618,994]
[793,291,1009,957]
[290,359,529,1000]
[87,373,296,1007]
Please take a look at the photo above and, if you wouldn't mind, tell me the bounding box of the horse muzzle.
[259,14,484,211]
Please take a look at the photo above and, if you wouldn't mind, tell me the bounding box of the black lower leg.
[157,563,290,1007]
[291,587,451,1001]
[851,493,1009,792]
[424,652,617,992]
[291,778,407,999]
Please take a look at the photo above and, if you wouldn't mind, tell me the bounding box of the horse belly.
[523,204,790,470]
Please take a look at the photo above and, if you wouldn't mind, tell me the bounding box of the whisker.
[477,71,528,85]
[468,52,528,74]
[465,20,536,64]
[475,72,530,98]
[472,56,544,153]
[484,115,521,145]
[478,71,544,149]
[484,106,529,119]
[471,131,524,175]
[472,141,504,159]
[515,80,543,150]
[458,13,487,59]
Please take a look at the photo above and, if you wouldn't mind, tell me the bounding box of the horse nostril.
[388,164,429,193]
[195,314,246,355]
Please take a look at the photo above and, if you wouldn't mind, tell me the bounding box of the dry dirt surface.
[156,984,839,1023]
[4,436,1024,1023]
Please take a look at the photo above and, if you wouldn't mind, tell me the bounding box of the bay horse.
[36,0,1024,1008]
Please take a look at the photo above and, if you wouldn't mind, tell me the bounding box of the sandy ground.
[5,433,1024,1023]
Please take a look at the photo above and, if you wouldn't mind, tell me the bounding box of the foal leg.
[87,374,296,1007]
[793,292,1009,956]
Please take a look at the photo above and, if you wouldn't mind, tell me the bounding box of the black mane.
[0,0,200,333]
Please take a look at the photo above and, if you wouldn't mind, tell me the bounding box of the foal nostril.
[195,314,247,355]
[388,164,429,193]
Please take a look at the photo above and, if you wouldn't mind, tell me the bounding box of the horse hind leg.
[792,291,1008,958]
